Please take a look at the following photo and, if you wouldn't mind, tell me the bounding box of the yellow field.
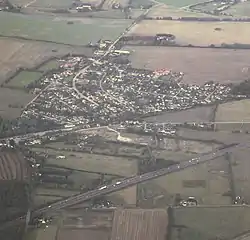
[128,20,250,46]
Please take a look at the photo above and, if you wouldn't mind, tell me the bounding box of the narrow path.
[24,0,37,8]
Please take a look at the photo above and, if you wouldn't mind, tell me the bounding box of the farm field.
[125,46,250,85]
[215,100,250,131]
[35,225,58,240]
[0,37,92,84]
[0,12,132,46]
[58,229,110,240]
[154,0,206,8]
[111,209,168,240]
[231,148,250,203]
[6,70,43,88]
[223,1,250,17]
[33,195,63,207]
[0,88,33,119]
[32,148,138,177]
[153,140,218,154]
[102,0,129,9]
[177,128,250,145]
[145,106,215,122]
[148,4,214,18]
[108,186,137,205]
[35,187,80,198]
[37,59,59,72]
[171,206,250,240]
[139,156,231,206]
[10,0,101,8]
[128,20,250,46]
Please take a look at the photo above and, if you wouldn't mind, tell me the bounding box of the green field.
[223,1,250,17]
[7,70,43,88]
[10,0,82,8]
[38,60,60,72]
[156,0,207,8]
[0,12,132,45]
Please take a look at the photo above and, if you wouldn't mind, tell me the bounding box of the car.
[98,186,107,190]
[116,181,121,185]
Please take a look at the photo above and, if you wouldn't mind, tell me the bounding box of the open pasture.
[10,0,101,8]
[223,1,250,17]
[0,37,92,84]
[172,206,250,240]
[231,148,250,203]
[39,148,137,177]
[58,229,110,240]
[215,99,250,131]
[145,106,215,122]
[6,70,43,88]
[154,0,206,8]
[0,12,132,46]
[128,20,250,46]
[0,88,33,119]
[125,46,250,85]
[148,4,212,18]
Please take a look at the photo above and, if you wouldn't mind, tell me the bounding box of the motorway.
[32,142,240,216]
[0,141,244,230]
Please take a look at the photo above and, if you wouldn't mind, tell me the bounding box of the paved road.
[0,142,244,230]
[33,143,239,216]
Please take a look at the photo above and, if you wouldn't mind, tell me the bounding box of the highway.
[0,141,244,230]
[32,142,240,216]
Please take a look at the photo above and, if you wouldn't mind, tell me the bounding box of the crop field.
[109,186,137,205]
[215,100,250,131]
[102,0,129,9]
[58,229,110,240]
[154,140,217,154]
[32,148,138,177]
[154,0,206,8]
[0,12,132,46]
[35,225,58,240]
[35,187,80,198]
[231,148,250,203]
[6,70,43,88]
[139,156,231,206]
[33,195,63,207]
[177,128,250,145]
[0,88,33,119]
[111,209,168,240]
[171,206,250,240]
[145,106,215,122]
[128,20,250,46]
[38,60,60,72]
[223,1,250,17]
[148,4,212,18]
[10,0,101,8]
[125,46,250,85]
[0,37,92,84]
